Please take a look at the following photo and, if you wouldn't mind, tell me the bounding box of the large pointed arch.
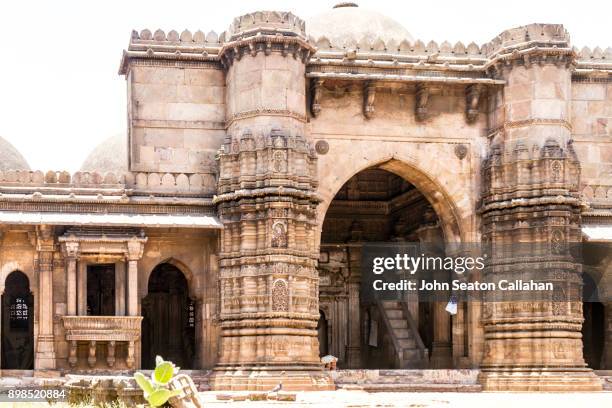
[316,155,466,247]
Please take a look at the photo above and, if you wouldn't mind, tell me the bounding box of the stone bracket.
[465,84,482,123]
[363,81,376,119]
[310,79,324,117]
[415,83,429,121]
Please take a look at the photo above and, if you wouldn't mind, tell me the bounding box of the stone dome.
[80,134,128,173]
[0,136,30,171]
[307,2,414,48]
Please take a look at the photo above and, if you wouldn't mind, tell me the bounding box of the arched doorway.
[317,165,458,369]
[142,263,196,369]
[1,271,34,369]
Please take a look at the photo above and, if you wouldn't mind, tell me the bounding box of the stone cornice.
[226,109,307,128]
[479,195,581,214]
[488,119,572,138]
[219,35,315,68]
[306,71,504,86]
[214,187,320,205]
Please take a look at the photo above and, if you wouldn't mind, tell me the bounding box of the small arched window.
[4,271,32,331]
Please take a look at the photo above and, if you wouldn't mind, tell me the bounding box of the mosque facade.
[0,3,610,391]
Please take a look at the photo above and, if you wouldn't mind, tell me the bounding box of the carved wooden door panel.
[142,264,195,369]
[87,264,115,316]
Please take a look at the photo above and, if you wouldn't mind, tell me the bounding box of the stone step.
[338,383,482,392]
[382,301,402,310]
[385,309,403,319]
[389,319,408,329]
[394,328,410,338]
[397,338,416,349]
[402,349,422,361]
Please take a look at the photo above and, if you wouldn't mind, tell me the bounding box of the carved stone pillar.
[417,221,452,368]
[126,238,144,317]
[346,281,361,368]
[479,25,601,391]
[63,242,79,316]
[605,302,612,369]
[212,11,330,391]
[115,261,126,316]
[35,225,57,369]
[77,260,87,316]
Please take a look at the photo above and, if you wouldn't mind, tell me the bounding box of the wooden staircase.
[376,300,429,369]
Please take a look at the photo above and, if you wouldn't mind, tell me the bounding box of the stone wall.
[126,65,225,174]
[571,81,612,198]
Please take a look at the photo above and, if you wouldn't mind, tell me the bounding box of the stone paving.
[1,390,611,407]
[199,390,612,408]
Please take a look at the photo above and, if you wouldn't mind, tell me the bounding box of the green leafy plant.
[134,356,182,407]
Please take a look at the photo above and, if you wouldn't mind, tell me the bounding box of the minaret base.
[479,368,603,391]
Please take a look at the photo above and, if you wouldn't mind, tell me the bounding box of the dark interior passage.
[1,271,34,369]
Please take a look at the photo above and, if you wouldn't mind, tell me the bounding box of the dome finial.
[333,2,358,8]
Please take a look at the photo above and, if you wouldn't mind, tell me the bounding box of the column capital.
[62,241,80,259]
[35,224,55,252]
[126,237,146,261]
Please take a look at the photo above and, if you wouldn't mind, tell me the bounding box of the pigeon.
[269,371,286,393]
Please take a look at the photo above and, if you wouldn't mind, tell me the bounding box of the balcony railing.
[61,316,143,369]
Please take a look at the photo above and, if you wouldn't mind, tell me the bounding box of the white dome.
[0,136,30,171]
[81,134,128,173]
[307,3,414,48]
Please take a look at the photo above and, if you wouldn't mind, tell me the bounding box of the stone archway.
[316,162,464,369]
[1,270,34,369]
[316,152,471,249]
[141,263,196,369]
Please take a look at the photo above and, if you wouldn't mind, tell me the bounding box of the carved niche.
[271,220,288,248]
[271,279,289,312]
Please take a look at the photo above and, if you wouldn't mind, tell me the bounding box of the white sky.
[0,0,610,172]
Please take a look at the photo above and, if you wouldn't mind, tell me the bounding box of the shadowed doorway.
[1,271,34,369]
[142,263,196,369]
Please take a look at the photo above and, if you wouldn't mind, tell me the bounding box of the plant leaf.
[155,355,164,366]
[153,361,174,385]
[133,372,155,395]
[147,389,173,407]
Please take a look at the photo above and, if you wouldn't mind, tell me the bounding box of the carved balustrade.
[61,316,143,369]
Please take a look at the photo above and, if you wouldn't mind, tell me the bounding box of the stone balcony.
[61,316,143,369]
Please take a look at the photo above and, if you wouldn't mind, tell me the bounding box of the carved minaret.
[479,24,601,390]
[212,11,332,390]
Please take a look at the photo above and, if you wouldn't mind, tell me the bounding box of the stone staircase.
[377,301,428,369]
[332,369,482,392]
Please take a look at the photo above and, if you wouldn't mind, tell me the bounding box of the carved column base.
[478,368,603,391]
[34,335,56,369]
[68,340,78,368]
[209,369,334,391]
